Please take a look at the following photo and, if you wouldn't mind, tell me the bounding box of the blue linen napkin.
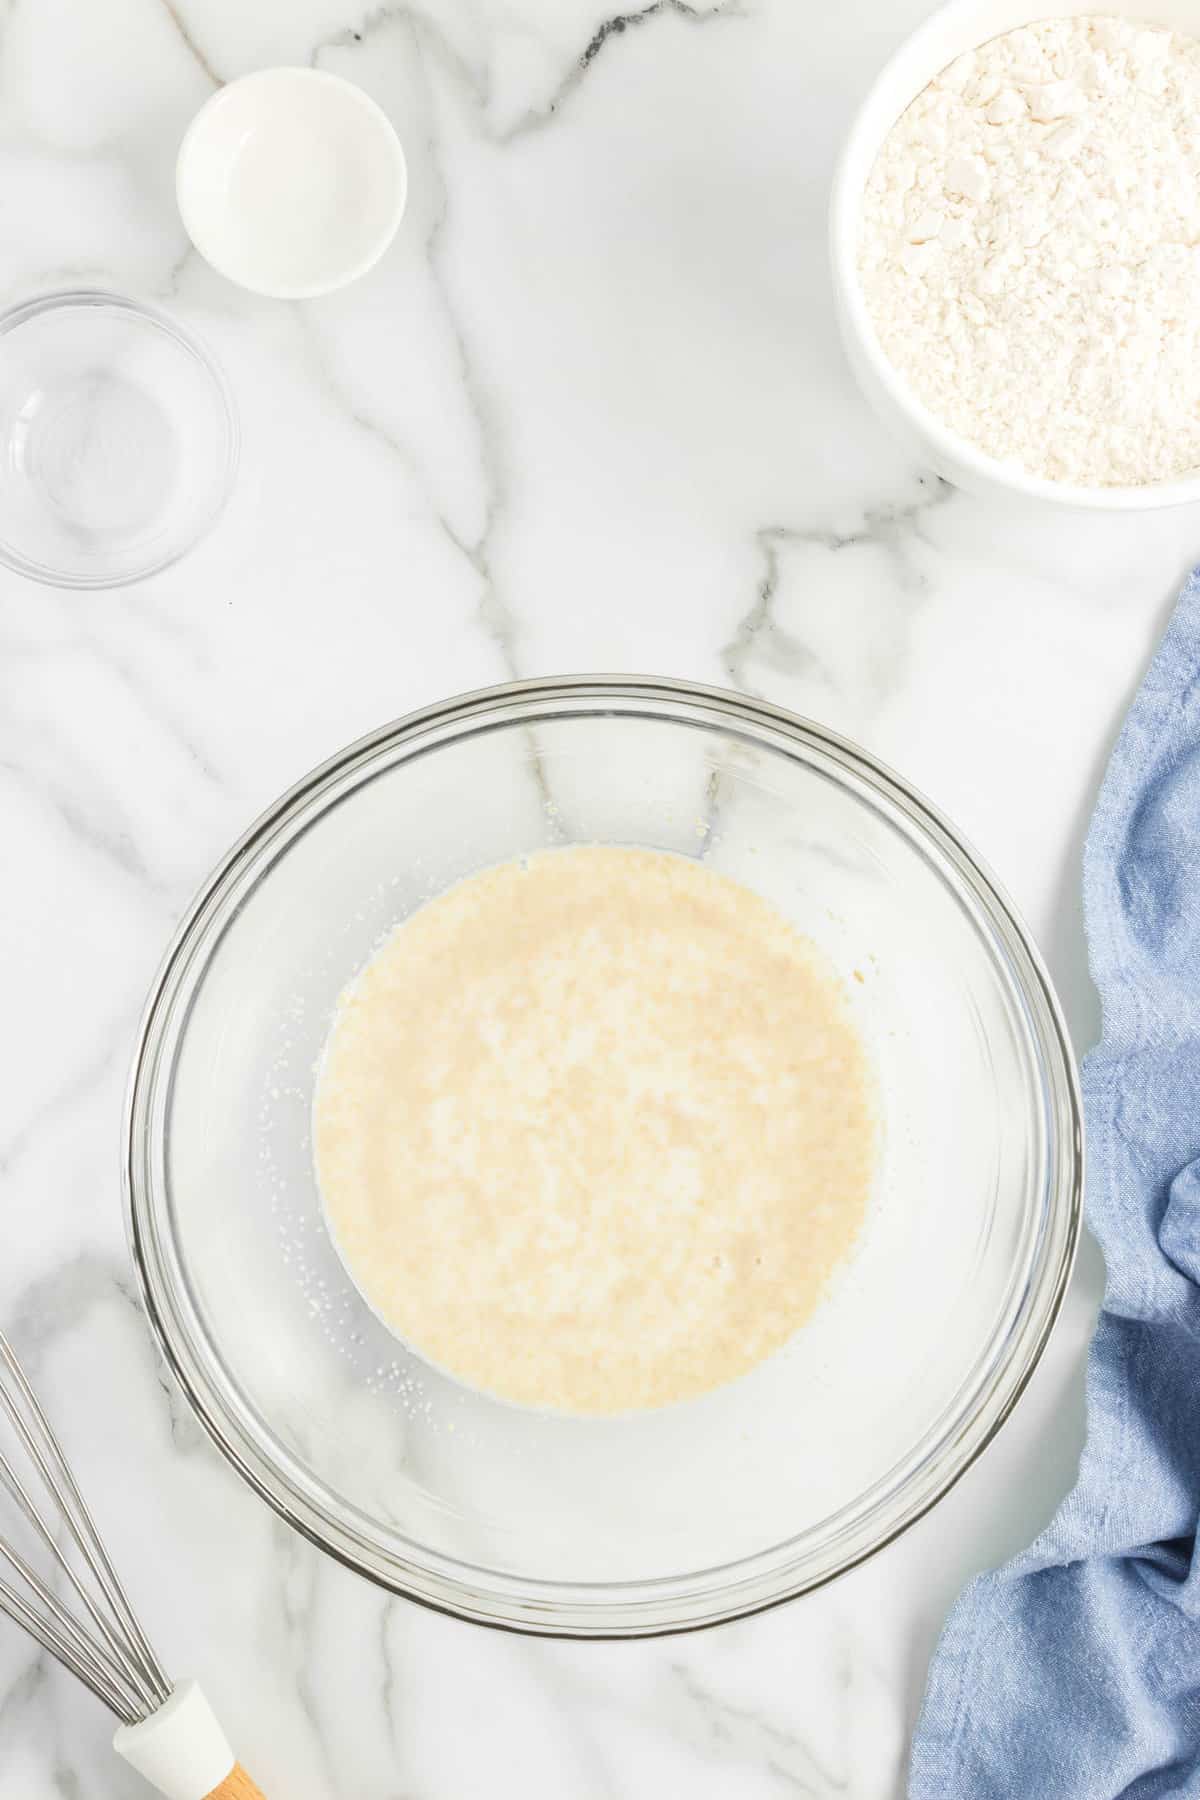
[909,574,1200,1800]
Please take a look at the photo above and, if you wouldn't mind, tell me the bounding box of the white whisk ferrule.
[112,1680,234,1800]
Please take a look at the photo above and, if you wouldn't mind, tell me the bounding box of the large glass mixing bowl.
[125,678,1081,1635]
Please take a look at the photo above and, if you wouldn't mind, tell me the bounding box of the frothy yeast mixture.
[314,846,875,1414]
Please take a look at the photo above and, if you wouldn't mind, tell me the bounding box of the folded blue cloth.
[909,575,1200,1800]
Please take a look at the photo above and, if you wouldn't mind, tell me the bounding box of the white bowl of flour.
[831,0,1200,507]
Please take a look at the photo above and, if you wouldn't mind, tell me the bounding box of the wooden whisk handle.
[205,1768,267,1799]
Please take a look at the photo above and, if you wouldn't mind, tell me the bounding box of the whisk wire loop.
[6,1348,170,1696]
[0,1329,170,1724]
[0,1568,138,1721]
[0,1518,148,1715]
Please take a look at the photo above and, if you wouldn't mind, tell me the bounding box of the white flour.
[859,17,1200,486]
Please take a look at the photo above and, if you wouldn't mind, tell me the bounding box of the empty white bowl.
[830,0,1200,511]
[176,68,408,300]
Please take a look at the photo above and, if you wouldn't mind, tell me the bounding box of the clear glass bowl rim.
[0,288,239,590]
[124,675,1083,1638]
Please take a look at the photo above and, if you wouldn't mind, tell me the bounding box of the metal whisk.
[0,1329,267,1800]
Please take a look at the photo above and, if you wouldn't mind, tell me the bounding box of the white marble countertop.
[2,0,1198,1793]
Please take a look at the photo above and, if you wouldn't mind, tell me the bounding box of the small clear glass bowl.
[0,291,237,588]
[125,678,1081,1636]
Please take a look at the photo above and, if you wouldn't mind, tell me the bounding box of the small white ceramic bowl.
[177,68,408,301]
[830,0,1200,510]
